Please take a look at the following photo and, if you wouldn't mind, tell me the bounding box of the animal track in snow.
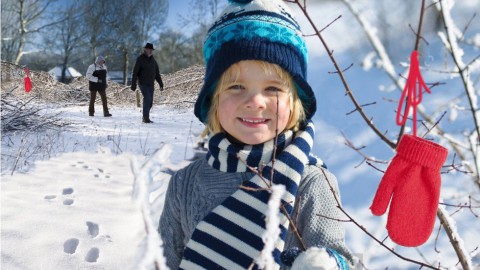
[62,188,74,195]
[63,222,103,262]
[93,167,111,179]
[63,238,79,254]
[86,222,99,238]
[85,247,100,262]
[45,187,74,205]
[63,199,74,205]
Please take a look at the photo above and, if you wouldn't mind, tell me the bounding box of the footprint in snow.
[63,199,74,205]
[86,221,99,238]
[62,188,74,195]
[62,187,75,205]
[64,238,79,254]
[85,247,100,263]
[63,222,102,262]
[94,168,111,179]
[45,188,75,205]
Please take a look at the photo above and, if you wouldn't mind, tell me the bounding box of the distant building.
[48,65,82,83]
[108,71,132,85]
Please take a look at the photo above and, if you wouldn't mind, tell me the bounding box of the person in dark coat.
[86,56,112,117]
[130,43,164,123]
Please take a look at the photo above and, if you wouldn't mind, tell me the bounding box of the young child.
[159,0,354,269]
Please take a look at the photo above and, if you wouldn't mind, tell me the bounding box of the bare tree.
[172,0,224,69]
[154,29,190,73]
[0,0,63,64]
[104,0,168,85]
[42,2,87,83]
[137,0,169,44]
[81,0,110,64]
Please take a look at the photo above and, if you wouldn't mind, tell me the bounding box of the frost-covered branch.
[340,0,479,188]
[318,169,441,269]
[436,0,480,186]
[437,203,473,269]
[255,184,286,270]
[289,0,476,268]
[131,145,172,270]
[1,89,68,133]
[289,0,396,149]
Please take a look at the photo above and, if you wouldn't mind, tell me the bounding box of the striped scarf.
[180,122,324,270]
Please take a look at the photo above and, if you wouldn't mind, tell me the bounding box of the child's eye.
[265,86,285,93]
[227,84,244,90]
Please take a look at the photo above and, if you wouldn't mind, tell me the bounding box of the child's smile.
[217,61,291,145]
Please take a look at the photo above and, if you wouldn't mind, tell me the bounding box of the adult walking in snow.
[130,42,164,123]
[86,56,112,117]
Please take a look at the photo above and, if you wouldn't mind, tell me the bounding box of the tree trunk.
[15,0,26,65]
[123,50,129,85]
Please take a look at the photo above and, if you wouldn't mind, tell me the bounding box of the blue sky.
[165,1,191,30]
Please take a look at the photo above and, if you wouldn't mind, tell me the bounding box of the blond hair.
[202,61,306,137]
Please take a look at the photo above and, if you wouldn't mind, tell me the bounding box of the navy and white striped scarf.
[180,122,325,270]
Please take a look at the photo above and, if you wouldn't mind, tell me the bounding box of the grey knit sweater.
[158,158,353,269]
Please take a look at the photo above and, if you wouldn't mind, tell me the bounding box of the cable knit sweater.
[158,158,353,269]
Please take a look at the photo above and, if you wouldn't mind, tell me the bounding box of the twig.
[422,111,447,138]
[437,206,472,270]
[346,102,377,116]
[341,131,388,165]
[291,0,396,149]
[397,0,428,144]
[329,63,354,74]
[318,169,441,269]
[280,204,307,251]
[439,196,480,218]
[437,0,480,186]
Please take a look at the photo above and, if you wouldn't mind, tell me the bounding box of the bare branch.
[317,169,441,269]
[346,101,377,116]
[422,111,447,138]
[329,63,354,74]
[292,0,396,149]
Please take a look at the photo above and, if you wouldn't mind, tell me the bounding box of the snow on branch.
[131,145,172,270]
[255,184,286,270]
[436,0,480,185]
[341,0,397,82]
[437,202,473,269]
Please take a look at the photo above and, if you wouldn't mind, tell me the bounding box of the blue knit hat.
[194,0,316,124]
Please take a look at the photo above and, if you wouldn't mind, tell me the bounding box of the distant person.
[86,56,112,117]
[130,42,164,123]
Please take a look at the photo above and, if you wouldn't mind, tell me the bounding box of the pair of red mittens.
[370,134,448,247]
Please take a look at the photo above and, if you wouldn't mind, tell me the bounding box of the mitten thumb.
[370,155,408,216]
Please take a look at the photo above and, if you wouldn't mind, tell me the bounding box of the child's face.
[217,61,291,145]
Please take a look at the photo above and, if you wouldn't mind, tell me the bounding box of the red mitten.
[370,134,448,246]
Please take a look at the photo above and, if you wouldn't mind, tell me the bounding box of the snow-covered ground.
[1,105,203,270]
[2,103,479,269]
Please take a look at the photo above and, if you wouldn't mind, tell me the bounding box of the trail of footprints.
[70,161,111,179]
[44,187,75,205]
[63,221,101,263]
[44,160,113,263]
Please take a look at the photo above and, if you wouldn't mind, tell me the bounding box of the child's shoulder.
[174,158,208,177]
[300,164,339,192]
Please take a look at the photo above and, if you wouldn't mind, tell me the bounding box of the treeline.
[1,0,222,84]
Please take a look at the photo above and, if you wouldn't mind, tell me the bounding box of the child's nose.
[245,92,267,109]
